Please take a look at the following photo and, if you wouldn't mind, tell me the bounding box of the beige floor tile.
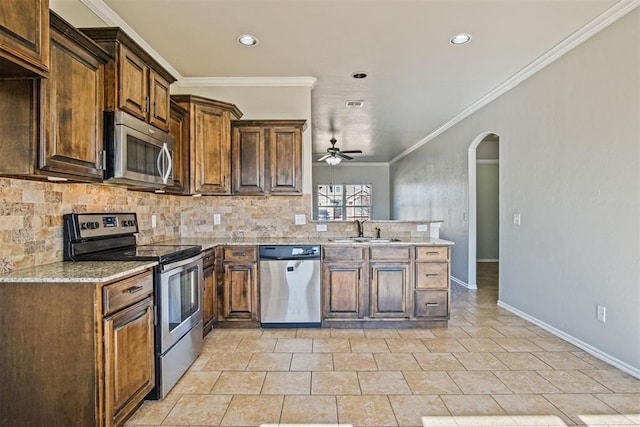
[162,394,232,425]
[422,338,468,353]
[337,395,397,426]
[414,353,466,371]
[313,338,352,353]
[571,351,616,369]
[211,371,266,394]
[594,393,640,414]
[188,353,211,371]
[220,395,283,426]
[170,370,221,394]
[529,337,580,352]
[246,352,292,371]
[222,329,264,338]
[290,352,334,371]
[202,352,252,371]
[280,395,338,424]
[364,328,401,338]
[333,352,378,371]
[350,337,391,353]
[492,370,560,394]
[385,338,429,352]
[431,327,472,339]
[492,394,569,420]
[274,338,313,352]
[537,369,612,393]
[201,336,241,353]
[260,328,298,338]
[403,371,462,394]
[396,328,436,339]
[492,326,540,338]
[124,399,178,425]
[312,371,362,395]
[448,371,512,394]
[330,328,365,338]
[389,395,450,426]
[492,352,552,370]
[374,353,421,371]
[582,369,640,393]
[454,352,509,370]
[358,371,411,394]
[261,371,311,394]
[543,393,617,424]
[460,326,506,338]
[295,328,333,338]
[440,394,506,416]
[491,338,545,352]
[532,351,598,370]
[458,338,506,353]
[234,337,277,353]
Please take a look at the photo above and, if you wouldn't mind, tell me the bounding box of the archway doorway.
[468,133,499,290]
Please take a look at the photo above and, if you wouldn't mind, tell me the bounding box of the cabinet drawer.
[222,246,257,262]
[414,290,448,318]
[202,248,215,268]
[103,271,153,315]
[369,246,410,261]
[415,263,448,289]
[323,246,365,262]
[415,246,449,262]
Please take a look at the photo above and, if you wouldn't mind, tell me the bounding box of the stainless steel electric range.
[63,212,203,400]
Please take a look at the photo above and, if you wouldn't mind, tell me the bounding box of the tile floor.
[126,263,640,427]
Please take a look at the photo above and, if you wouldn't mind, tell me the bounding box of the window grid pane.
[317,184,371,221]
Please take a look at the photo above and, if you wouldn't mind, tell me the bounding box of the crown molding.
[390,0,640,164]
[176,76,318,88]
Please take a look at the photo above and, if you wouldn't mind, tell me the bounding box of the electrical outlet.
[213,214,221,225]
[316,224,328,232]
[596,304,606,323]
[416,224,428,232]
[151,214,157,228]
[295,214,306,225]
[513,213,521,225]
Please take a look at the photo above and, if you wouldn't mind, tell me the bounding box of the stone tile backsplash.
[1,177,435,273]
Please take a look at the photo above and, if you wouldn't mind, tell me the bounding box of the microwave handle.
[156,143,173,185]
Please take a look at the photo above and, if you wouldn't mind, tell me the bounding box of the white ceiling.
[52,0,622,162]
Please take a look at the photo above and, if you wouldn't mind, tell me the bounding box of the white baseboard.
[451,276,477,290]
[497,300,640,380]
[477,259,499,263]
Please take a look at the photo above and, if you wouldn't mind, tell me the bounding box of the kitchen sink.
[329,237,400,243]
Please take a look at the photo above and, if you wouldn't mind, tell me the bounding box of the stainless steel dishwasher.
[259,245,321,327]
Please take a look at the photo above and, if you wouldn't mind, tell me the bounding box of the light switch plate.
[316,224,328,232]
[513,213,521,225]
[295,214,306,225]
[416,224,428,232]
[151,214,157,228]
[213,214,221,225]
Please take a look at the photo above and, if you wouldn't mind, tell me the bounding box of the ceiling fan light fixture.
[325,156,342,165]
[237,34,258,46]
[450,33,472,45]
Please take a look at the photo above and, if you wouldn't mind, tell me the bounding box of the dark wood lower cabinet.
[216,246,259,325]
[369,262,411,318]
[322,262,365,318]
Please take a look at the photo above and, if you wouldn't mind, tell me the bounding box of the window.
[317,184,371,221]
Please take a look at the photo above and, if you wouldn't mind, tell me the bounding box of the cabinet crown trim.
[171,94,243,119]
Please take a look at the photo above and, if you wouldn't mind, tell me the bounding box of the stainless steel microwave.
[103,110,174,188]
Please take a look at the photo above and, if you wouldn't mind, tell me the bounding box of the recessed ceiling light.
[237,34,258,46]
[450,33,472,45]
[352,72,367,79]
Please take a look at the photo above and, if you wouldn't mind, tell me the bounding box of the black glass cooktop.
[78,244,202,264]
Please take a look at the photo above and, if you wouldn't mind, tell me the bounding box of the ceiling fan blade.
[336,152,353,160]
[340,150,363,154]
[317,154,331,162]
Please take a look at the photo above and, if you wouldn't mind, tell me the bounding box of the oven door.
[158,253,203,354]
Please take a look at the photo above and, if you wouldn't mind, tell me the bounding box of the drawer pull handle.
[425,274,440,278]
[126,285,144,294]
[232,252,245,257]
[426,252,439,255]
[425,302,439,307]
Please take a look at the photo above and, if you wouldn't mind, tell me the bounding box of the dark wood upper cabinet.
[164,99,190,194]
[0,12,111,181]
[79,27,176,132]
[0,0,49,78]
[231,120,305,195]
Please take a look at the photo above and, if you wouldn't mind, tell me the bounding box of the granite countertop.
[0,260,158,283]
[162,237,454,249]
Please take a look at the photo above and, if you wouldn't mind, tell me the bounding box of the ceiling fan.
[317,137,362,165]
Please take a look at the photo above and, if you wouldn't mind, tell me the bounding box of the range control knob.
[89,221,100,229]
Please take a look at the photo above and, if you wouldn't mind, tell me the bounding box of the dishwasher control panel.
[259,245,320,260]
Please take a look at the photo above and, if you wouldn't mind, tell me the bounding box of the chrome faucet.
[354,219,367,237]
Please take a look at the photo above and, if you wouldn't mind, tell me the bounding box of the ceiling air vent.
[345,100,364,108]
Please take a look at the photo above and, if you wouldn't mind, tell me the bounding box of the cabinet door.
[232,126,266,194]
[222,262,258,320]
[148,69,170,131]
[192,104,231,194]
[40,26,104,180]
[103,298,155,427]
[202,264,215,336]
[0,0,49,77]
[268,126,302,194]
[322,262,365,318]
[117,44,148,121]
[166,100,189,194]
[370,262,410,318]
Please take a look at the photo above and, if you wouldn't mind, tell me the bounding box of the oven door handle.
[161,253,204,272]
